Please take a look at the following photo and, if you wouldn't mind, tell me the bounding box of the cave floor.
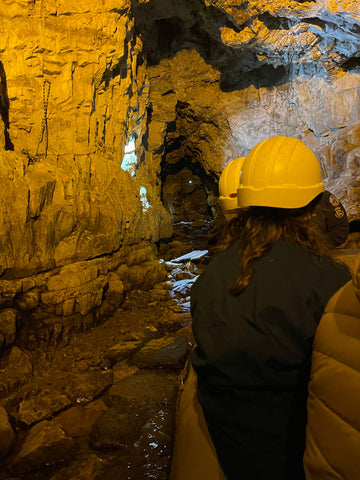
[0,221,212,480]
[0,224,358,480]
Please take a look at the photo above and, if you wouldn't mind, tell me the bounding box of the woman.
[190,136,351,480]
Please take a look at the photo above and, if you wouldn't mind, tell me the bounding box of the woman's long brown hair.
[215,200,333,295]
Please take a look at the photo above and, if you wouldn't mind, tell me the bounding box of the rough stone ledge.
[0,242,169,353]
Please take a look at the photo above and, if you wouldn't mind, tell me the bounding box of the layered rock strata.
[0,2,172,350]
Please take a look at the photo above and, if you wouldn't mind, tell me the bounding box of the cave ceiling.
[133,0,360,91]
[132,0,360,221]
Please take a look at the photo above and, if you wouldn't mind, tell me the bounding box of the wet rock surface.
[7,421,75,475]
[0,223,211,480]
[0,219,357,480]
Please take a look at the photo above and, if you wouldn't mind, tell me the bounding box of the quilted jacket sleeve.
[304,254,360,480]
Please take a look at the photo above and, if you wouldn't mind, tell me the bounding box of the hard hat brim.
[237,183,324,209]
[218,196,239,212]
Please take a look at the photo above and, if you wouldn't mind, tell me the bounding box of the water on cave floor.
[0,221,214,480]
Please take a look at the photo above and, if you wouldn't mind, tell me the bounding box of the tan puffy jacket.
[304,253,360,480]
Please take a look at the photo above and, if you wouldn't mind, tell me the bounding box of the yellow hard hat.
[237,136,324,209]
[218,157,246,212]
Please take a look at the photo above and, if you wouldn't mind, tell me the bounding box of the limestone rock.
[64,370,113,405]
[131,334,190,369]
[7,420,74,474]
[125,242,158,266]
[148,281,172,301]
[0,347,33,394]
[49,454,109,480]
[0,309,16,348]
[316,122,360,219]
[112,364,140,383]
[16,289,41,311]
[105,273,125,308]
[47,262,100,291]
[170,267,196,281]
[162,167,210,222]
[175,325,195,345]
[23,312,81,348]
[0,151,170,277]
[126,260,168,290]
[137,0,360,80]
[1,2,134,159]
[89,406,144,449]
[0,405,14,458]
[149,48,360,164]
[17,391,71,427]
[5,347,33,375]
[0,278,23,306]
[104,340,142,365]
[54,399,108,438]
[104,370,178,409]
[146,48,360,221]
[41,276,108,317]
[171,277,198,297]
[137,0,360,222]
[0,1,174,285]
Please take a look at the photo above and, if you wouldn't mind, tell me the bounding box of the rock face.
[0,151,161,276]
[0,1,359,354]
[0,2,171,348]
[1,0,135,158]
[133,0,360,220]
[146,48,360,218]
[134,0,360,86]
[0,240,169,349]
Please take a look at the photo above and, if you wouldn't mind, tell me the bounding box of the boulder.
[104,370,178,409]
[7,421,75,474]
[105,273,125,308]
[17,391,71,427]
[49,454,110,480]
[64,370,113,405]
[0,309,17,348]
[54,399,108,438]
[131,334,190,369]
[0,405,14,458]
[89,406,144,449]
[104,341,142,365]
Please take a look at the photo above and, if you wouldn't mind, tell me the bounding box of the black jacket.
[313,191,349,247]
[191,240,351,480]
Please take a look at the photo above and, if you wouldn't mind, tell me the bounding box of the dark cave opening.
[158,99,219,224]
[342,57,360,72]
[160,153,218,224]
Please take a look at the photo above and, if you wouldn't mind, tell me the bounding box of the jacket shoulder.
[305,279,360,479]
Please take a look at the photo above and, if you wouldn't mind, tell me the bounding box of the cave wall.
[0,0,172,349]
[147,49,360,218]
[0,0,360,351]
[137,0,360,219]
[2,0,131,156]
